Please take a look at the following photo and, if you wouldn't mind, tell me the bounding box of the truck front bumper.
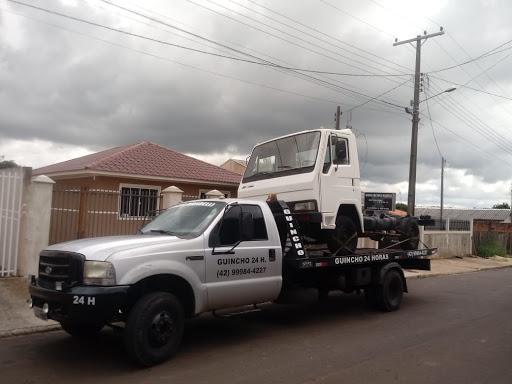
[29,281,130,324]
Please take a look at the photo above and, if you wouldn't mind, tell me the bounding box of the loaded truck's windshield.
[140,201,226,237]
[243,131,321,182]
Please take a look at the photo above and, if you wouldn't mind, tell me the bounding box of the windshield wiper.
[150,229,178,236]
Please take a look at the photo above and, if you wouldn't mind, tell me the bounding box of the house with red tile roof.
[34,142,242,243]
[34,141,241,196]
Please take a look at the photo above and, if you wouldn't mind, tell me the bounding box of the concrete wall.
[420,220,473,258]
[358,225,473,258]
[17,175,55,276]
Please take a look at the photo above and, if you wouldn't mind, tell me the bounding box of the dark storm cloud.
[1,0,511,207]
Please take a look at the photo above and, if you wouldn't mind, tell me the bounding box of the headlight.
[292,200,317,212]
[83,261,116,286]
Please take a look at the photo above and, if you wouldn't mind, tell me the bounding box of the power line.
[427,39,512,74]
[183,0,412,83]
[424,89,443,159]
[364,0,512,121]
[426,79,512,151]
[6,0,407,78]
[319,0,396,39]
[425,82,512,156]
[6,0,407,113]
[228,0,411,74]
[347,77,411,112]
[0,6,408,116]
[96,0,408,109]
[429,75,512,102]
[420,112,512,168]
[92,1,378,105]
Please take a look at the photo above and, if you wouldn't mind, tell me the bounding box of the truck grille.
[38,251,85,290]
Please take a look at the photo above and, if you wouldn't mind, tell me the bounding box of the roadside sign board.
[364,192,396,212]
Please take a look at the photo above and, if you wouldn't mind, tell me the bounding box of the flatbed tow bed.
[287,247,436,270]
[268,198,436,272]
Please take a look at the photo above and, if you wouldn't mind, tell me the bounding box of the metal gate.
[0,167,24,277]
[49,187,163,245]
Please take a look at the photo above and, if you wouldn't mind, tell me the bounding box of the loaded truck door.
[319,134,355,224]
[205,204,281,310]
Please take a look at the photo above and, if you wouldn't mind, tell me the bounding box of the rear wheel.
[327,216,358,255]
[124,292,184,367]
[376,269,404,312]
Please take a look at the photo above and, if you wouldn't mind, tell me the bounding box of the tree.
[396,202,408,212]
[0,159,19,169]
[492,202,510,209]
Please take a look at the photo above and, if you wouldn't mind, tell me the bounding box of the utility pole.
[394,28,444,216]
[440,157,446,228]
[335,106,341,130]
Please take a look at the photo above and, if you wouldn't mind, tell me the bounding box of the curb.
[404,263,512,279]
[0,324,62,339]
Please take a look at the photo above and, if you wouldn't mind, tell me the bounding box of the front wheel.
[124,292,185,367]
[327,216,358,255]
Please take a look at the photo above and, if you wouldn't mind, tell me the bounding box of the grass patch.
[476,240,508,258]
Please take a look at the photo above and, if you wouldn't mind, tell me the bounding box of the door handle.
[186,256,204,261]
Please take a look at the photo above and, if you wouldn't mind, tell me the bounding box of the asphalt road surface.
[1,268,511,384]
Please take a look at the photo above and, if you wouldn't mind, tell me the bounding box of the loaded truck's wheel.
[397,217,420,250]
[60,321,104,338]
[376,269,403,312]
[327,216,358,255]
[124,292,184,367]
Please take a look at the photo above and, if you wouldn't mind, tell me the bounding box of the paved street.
[1,268,511,384]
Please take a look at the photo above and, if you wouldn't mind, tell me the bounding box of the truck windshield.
[140,201,226,237]
[243,131,321,182]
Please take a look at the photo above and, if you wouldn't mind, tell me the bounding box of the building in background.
[219,158,247,176]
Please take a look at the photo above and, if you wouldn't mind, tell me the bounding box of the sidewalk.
[1,255,511,339]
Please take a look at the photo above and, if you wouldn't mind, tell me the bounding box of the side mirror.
[209,231,220,248]
[240,211,254,241]
[335,140,346,159]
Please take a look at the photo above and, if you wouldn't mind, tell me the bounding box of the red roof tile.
[34,142,242,185]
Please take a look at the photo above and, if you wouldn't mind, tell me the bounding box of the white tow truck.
[28,129,436,367]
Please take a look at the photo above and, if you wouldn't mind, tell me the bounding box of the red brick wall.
[473,221,512,233]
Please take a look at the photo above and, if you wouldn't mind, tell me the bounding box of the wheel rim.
[149,311,175,347]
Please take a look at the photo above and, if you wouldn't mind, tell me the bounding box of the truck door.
[205,204,282,310]
[320,134,356,219]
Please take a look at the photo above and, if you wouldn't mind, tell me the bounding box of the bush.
[476,240,508,258]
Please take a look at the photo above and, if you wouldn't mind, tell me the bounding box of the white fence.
[0,168,24,277]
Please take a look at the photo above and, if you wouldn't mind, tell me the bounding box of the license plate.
[34,307,48,321]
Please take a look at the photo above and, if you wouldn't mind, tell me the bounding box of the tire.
[376,269,404,312]
[397,217,420,250]
[327,216,358,255]
[124,292,184,367]
[60,321,104,338]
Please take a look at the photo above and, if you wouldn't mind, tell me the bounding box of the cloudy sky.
[1,0,511,208]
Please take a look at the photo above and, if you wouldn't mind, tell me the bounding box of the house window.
[120,185,160,218]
